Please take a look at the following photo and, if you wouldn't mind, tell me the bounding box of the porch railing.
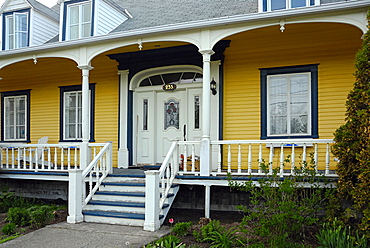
[176,139,336,177]
[0,142,110,172]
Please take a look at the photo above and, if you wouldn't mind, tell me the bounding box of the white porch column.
[144,170,160,231]
[78,65,94,169]
[118,70,130,168]
[67,169,83,223]
[199,49,214,176]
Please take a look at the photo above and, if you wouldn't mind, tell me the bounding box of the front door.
[135,87,202,165]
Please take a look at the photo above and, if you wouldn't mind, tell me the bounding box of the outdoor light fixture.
[210,78,217,95]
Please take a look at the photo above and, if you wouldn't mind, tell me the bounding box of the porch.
[0,138,337,231]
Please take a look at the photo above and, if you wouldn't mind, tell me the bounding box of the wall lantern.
[210,78,217,95]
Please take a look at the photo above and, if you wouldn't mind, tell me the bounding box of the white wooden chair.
[19,136,54,168]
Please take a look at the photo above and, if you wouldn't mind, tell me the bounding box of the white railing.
[0,143,82,172]
[210,139,335,177]
[144,141,179,231]
[83,142,113,205]
[67,142,113,224]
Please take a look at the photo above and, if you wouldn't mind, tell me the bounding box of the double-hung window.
[260,64,318,139]
[260,0,319,12]
[60,84,95,142]
[1,90,30,142]
[66,1,92,40]
[3,10,29,50]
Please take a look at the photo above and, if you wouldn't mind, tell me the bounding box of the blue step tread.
[87,200,169,209]
[95,191,175,198]
[83,210,164,220]
[101,182,179,188]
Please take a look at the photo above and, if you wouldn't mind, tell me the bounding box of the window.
[59,84,95,141]
[260,0,318,12]
[260,64,318,139]
[3,10,29,50]
[65,1,92,40]
[1,90,30,142]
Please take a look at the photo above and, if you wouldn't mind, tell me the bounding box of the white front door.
[135,87,202,165]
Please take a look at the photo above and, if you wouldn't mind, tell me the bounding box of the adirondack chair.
[19,136,54,168]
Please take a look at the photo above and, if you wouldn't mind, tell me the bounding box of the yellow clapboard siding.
[222,23,362,169]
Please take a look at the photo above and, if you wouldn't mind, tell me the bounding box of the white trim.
[118,70,129,168]
[266,72,311,137]
[1,0,368,58]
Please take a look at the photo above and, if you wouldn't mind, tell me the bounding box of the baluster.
[247,144,251,174]
[291,144,295,175]
[95,159,100,183]
[191,144,195,172]
[314,143,318,173]
[11,148,15,169]
[258,144,262,174]
[269,145,274,175]
[54,147,58,170]
[237,144,242,174]
[74,148,78,169]
[325,143,330,175]
[47,147,51,170]
[183,145,188,172]
[89,168,93,196]
[67,147,71,170]
[41,146,45,170]
[61,147,64,170]
[22,147,26,169]
[227,144,231,173]
[5,148,9,169]
[302,144,307,169]
[217,144,222,173]
[280,144,284,177]
[0,148,3,169]
[17,148,21,169]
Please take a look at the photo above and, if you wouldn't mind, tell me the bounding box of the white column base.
[118,148,129,168]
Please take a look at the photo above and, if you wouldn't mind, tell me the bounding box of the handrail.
[83,142,113,205]
[158,141,179,209]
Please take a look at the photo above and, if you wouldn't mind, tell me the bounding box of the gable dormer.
[59,0,129,41]
[0,0,59,50]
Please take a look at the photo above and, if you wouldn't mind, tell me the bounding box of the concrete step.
[92,191,146,202]
[99,182,145,192]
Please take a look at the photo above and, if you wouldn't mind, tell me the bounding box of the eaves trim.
[0,0,368,58]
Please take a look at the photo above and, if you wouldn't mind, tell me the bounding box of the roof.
[110,0,257,33]
[27,0,59,21]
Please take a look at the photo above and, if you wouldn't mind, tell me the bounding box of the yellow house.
[0,0,367,230]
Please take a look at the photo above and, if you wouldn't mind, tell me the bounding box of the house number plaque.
[162,83,177,91]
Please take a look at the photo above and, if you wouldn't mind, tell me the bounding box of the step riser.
[92,194,145,203]
[84,215,144,226]
[104,177,145,183]
[99,185,145,192]
[84,204,144,213]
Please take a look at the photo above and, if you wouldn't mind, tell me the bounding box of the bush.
[193,219,222,242]
[171,221,192,236]
[145,235,185,248]
[1,223,16,235]
[6,207,30,227]
[28,205,55,228]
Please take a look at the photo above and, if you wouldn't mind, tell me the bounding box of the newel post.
[144,170,160,231]
[67,169,84,223]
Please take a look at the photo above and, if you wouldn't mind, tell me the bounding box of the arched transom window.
[139,72,203,87]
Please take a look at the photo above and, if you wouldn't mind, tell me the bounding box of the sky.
[0,0,58,8]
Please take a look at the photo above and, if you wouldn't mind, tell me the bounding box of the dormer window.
[66,1,92,40]
[3,10,29,50]
[260,0,319,12]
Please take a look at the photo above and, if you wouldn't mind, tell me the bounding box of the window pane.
[291,115,308,134]
[164,99,179,130]
[69,6,79,25]
[271,0,286,10]
[291,0,306,8]
[82,3,91,22]
[82,23,91,38]
[7,16,14,35]
[16,14,27,32]
[270,116,287,135]
[4,96,26,140]
[143,99,148,131]
[70,25,79,40]
[162,73,182,84]
[194,96,200,129]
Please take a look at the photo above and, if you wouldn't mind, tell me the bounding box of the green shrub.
[316,220,369,248]
[193,219,222,242]
[28,205,55,228]
[202,227,244,248]
[171,221,192,236]
[145,235,185,248]
[1,223,16,235]
[6,207,30,227]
